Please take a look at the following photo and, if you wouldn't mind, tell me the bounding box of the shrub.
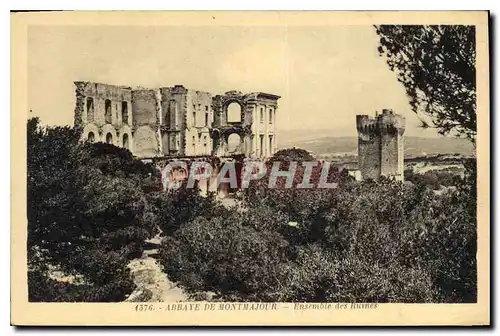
[28,117,477,303]
[269,147,315,163]
[404,168,463,190]
[151,184,227,236]
[27,118,159,302]
[28,268,135,302]
[159,215,298,302]
[158,174,476,303]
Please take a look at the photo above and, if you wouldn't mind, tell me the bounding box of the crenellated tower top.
[356,109,405,137]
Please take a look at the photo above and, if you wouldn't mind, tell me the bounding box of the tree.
[27,117,85,253]
[269,147,315,163]
[375,25,476,142]
[152,184,226,236]
[27,118,160,301]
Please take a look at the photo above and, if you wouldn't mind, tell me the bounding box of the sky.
[28,25,440,137]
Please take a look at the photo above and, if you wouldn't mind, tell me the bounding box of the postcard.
[11,10,490,326]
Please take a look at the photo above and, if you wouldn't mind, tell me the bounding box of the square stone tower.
[356,109,405,181]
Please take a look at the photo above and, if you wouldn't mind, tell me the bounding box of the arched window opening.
[87,131,95,143]
[86,97,94,122]
[122,101,128,124]
[227,102,242,123]
[105,99,112,124]
[106,133,113,144]
[227,133,241,153]
[123,133,129,149]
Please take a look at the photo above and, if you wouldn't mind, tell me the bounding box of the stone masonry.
[74,82,280,159]
[356,109,405,181]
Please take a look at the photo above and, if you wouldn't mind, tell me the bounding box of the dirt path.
[125,239,189,302]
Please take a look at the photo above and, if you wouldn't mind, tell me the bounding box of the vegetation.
[28,121,476,303]
[151,185,226,237]
[375,25,476,142]
[158,149,477,303]
[27,117,163,301]
[404,167,463,190]
[268,147,315,163]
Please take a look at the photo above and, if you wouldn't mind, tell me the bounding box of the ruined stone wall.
[185,90,212,156]
[211,92,279,159]
[131,89,159,157]
[132,89,157,126]
[74,82,86,131]
[185,127,211,156]
[74,81,132,147]
[187,90,212,128]
[211,91,248,157]
[75,82,280,161]
[249,94,279,159]
[159,87,174,156]
[133,126,158,157]
[159,86,187,156]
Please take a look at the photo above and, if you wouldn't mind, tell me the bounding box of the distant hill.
[276,131,475,157]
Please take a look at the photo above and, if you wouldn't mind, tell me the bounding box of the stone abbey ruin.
[74,81,405,185]
[74,82,279,160]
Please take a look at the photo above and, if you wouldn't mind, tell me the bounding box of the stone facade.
[211,91,279,158]
[356,109,405,181]
[160,86,213,157]
[74,82,135,153]
[74,82,280,159]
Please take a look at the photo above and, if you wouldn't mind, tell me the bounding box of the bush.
[28,117,476,303]
[28,268,135,302]
[27,118,160,302]
[158,173,476,303]
[159,215,297,302]
[151,184,228,236]
[404,168,463,190]
[269,147,315,163]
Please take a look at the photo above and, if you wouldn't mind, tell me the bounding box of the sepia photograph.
[11,11,490,326]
